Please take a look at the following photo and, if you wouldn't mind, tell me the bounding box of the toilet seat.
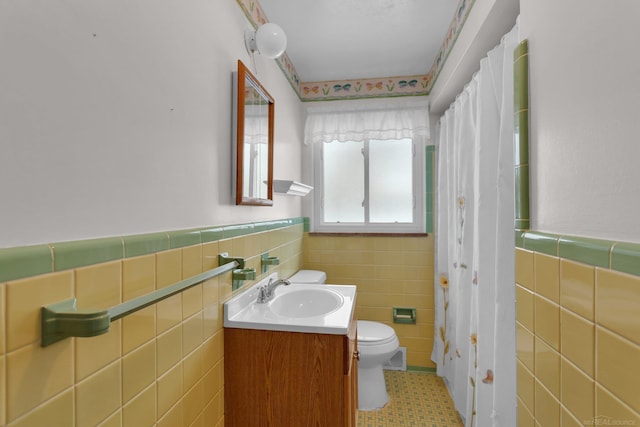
[357,320,396,345]
[358,334,398,347]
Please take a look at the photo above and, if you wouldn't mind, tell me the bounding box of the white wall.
[520,0,640,242]
[0,0,304,248]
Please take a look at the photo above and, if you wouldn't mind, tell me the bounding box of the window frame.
[311,137,426,233]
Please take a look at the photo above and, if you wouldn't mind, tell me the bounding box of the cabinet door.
[344,349,359,427]
[343,315,358,427]
[225,328,344,426]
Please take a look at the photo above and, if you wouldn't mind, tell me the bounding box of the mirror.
[232,60,274,206]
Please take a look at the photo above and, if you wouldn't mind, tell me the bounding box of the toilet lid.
[357,320,396,344]
[288,270,327,284]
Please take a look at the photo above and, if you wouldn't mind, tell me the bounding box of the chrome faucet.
[256,278,291,303]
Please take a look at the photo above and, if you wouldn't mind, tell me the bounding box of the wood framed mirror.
[232,60,274,206]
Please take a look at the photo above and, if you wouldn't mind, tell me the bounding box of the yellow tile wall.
[516,247,640,426]
[0,224,303,426]
[303,233,434,368]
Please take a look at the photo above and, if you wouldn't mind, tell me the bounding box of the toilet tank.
[288,270,327,284]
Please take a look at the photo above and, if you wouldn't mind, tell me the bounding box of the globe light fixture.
[244,23,287,59]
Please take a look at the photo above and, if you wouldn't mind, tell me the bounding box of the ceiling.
[259,0,459,83]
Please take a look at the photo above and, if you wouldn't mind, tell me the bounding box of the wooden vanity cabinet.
[224,314,358,426]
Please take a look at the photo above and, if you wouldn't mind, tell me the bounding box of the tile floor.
[358,370,463,427]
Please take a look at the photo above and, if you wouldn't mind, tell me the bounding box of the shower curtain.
[432,22,519,427]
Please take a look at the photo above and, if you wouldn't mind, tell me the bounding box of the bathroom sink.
[269,287,344,318]
[223,273,356,334]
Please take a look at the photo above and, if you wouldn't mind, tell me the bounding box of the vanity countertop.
[224,273,356,335]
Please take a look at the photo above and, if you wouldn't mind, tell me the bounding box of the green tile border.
[611,242,640,277]
[521,232,559,256]
[167,229,202,249]
[0,217,305,283]
[513,39,530,232]
[558,236,613,269]
[513,41,529,113]
[123,233,170,258]
[252,218,298,233]
[514,110,529,166]
[515,230,526,249]
[52,237,124,272]
[514,164,530,228]
[517,230,640,278]
[0,245,53,282]
[201,227,225,243]
[425,145,435,234]
[222,223,256,239]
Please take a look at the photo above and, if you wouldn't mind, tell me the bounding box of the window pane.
[323,141,364,222]
[369,139,413,223]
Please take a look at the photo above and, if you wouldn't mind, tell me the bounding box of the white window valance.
[243,104,269,145]
[304,98,430,145]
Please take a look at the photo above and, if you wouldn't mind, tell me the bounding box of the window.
[304,98,430,233]
[313,137,424,233]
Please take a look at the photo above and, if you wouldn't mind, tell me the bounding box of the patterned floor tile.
[358,371,463,427]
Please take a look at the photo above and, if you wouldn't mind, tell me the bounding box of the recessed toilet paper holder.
[393,307,416,324]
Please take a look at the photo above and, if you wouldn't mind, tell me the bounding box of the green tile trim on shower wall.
[0,217,305,283]
[522,232,559,256]
[514,164,530,230]
[514,110,529,166]
[517,230,640,279]
[513,40,529,113]
[425,145,435,233]
[0,244,53,282]
[514,39,530,231]
[611,242,640,277]
[558,235,613,268]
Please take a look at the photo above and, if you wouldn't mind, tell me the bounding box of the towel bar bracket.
[219,253,245,269]
[41,299,110,347]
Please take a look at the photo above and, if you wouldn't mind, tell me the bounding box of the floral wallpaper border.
[299,75,430,101]
[235,0,302,95]
[235,0,476,101]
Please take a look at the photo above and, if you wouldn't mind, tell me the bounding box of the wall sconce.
[244,23,287,59]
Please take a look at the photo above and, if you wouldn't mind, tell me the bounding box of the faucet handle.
[257,285,268,303]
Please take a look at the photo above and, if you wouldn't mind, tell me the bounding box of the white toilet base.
[358,365,389,411]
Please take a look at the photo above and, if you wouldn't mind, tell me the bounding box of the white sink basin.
[223,273,356,335]
[270,287,344,318]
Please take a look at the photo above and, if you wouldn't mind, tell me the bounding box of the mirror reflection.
[233,60,274,206]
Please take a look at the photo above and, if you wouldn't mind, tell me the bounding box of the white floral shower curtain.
[432,22,519,427]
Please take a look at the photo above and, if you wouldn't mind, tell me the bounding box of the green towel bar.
[41,257,241,347]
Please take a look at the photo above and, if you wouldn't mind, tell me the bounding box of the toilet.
[288,270,400,410]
